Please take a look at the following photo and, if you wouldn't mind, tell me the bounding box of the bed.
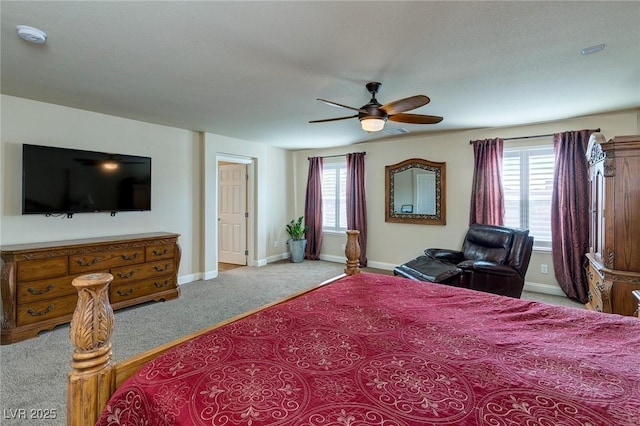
[67,231,640,426]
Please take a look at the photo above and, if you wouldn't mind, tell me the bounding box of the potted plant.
[286,216,309,263]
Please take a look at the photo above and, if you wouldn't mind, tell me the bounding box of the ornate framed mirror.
[385,158,446,225]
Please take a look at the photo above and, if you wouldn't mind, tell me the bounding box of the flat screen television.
[22,144,151,215]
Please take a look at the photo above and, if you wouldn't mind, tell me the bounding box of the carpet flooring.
[0,260,583,425]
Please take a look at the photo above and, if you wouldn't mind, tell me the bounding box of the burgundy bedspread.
[97,273,640,425]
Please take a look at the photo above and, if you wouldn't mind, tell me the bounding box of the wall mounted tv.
[22,144,151,215]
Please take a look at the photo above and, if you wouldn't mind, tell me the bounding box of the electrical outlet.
[341,243,346,250]
[540,264,548,274]
[274,241,278,248]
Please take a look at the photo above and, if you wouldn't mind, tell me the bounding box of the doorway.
[218,161,248,266]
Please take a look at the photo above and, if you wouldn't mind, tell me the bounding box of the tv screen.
[22,144,151,215]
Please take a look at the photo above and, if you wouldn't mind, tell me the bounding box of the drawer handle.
[595,281,604,291]
[117,271,136,279]
[154,280,170,288]
[153,264,170,272]
[116,288,134,296]
[27,304,54,316]
[152,248,169,256]
[121,252,140,261]
[76,258,99,267]
[28,284,55,295]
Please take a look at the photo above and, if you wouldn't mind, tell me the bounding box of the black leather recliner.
[394,224,534,298]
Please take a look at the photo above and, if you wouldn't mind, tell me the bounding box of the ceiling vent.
[383,128,410,135]
[581,43,605,55]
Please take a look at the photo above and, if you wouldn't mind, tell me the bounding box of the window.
[322,161,347,232]
[503,141,554,249]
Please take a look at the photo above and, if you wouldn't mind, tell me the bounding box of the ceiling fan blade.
[317,99,368,113]
[309,114,359,124]
[388,113,443,124]
[381,95,430,115]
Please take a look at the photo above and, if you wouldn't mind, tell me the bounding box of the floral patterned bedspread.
[97,273,640,425]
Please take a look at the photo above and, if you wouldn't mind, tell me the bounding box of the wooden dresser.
[1,232,180,344]
[585,134,640,316]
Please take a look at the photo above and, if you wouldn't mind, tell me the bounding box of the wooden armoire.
[585,133,640,316]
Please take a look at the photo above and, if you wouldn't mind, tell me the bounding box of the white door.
[416,172,436,215]
[218,164,247,265]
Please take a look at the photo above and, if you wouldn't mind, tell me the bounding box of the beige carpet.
[0,260,582,425]
[0,260,345,424]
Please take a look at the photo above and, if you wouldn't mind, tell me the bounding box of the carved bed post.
[67,273,115,426]
[345,230,361,275]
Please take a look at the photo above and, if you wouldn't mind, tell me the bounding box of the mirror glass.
[385,158,446,225]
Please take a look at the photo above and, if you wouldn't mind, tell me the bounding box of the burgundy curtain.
[470,138,505,225]
[346,152,367,267]
[551,129,598,302]
[304,157,323,260]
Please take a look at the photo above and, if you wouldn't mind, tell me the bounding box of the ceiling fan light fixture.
[16,25,47,44]
[311,82,442,131]
[360,117,386,132]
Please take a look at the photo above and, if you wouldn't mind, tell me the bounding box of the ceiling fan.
[309,82,443,132]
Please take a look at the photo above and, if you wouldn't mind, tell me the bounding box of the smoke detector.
[16,25,47,44]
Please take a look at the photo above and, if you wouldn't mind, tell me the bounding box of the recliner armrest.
[457,260,520,277]
[424,248,465,264]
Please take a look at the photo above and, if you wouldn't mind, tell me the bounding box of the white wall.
[1,95,292,284]
[201,132,291,278]
[294,110,640,293]
[3,94,638,292]
[1,95,201,281]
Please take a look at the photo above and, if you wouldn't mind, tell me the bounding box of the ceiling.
[2,1,639,150]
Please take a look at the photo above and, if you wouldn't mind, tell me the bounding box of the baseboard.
[179,256,284,285]
[319,254,345,263]
[523,281,567,297]
[365,260,396,271]
[179,272,210,285]
[202,270,218,281]
[319,255,397,271]
[251,258,268,267]
[265,253,288,264]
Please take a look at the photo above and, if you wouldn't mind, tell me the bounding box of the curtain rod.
[469,128,600,144]
[503,133,555,141]
[308,151,366,160]
[469,133,554,144]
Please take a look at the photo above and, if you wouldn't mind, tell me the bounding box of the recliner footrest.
[394,256,463,284]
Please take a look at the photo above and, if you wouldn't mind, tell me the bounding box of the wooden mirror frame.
[385,158,446,225]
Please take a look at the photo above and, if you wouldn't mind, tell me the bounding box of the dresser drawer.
[17,293,78,326]
[111,259,175,284]
[69,248,145,274]
[586,290,603,312]
[586,265,602,312]
[110,276,176,304]
[17,275,79,304]
[17,257,68,282]
[146,244,174,261]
